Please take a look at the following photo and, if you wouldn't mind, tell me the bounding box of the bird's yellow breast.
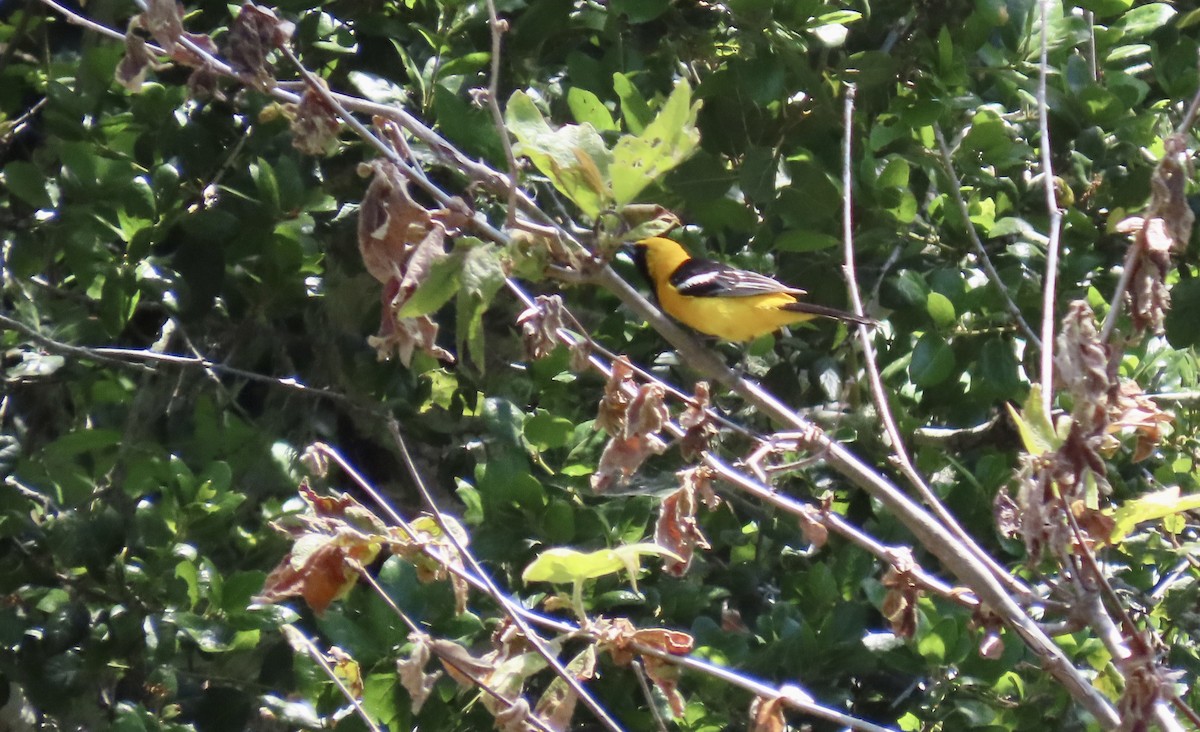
[656,287,814,342]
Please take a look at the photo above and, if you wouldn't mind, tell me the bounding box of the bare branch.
[483,0,521,229]
[1036,0,1064,416]
[840,84,1029,599]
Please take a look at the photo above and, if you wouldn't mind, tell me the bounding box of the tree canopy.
[3,0,1200,730]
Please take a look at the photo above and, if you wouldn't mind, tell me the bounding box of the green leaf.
[610,80,702,205]
[524,414,574,450]
[397,249,463,317]
[521,543,682,588]
[1077,0,1132,16]
[250,158,280,213]
[567,87,616,131]
[1115,3,1176,36]
[1108,487,1200,544]
[1165,279,1200,348]
[611,0,670,23]
[774,229,839,252]
[612,72,652,134]
[456,240,506,371]
[926,292,956,329]
[909,333,955,387]
[1005,385,1063,456]
[4,161,55,208]
[505,91,612,217]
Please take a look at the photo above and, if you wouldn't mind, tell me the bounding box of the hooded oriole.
[631,237,873,342]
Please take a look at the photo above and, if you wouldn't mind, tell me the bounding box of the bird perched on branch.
[630,236,874,342]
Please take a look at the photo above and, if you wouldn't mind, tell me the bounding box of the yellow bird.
[631,237,873,342]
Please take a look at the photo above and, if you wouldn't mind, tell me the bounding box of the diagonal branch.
[934,127,1042,349]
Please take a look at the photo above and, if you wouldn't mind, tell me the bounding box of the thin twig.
[933,127,1042,349]
[281,625,383,732]
[483,0,520,229]
[1036,0,1064,416]
[840,84,1029,598]
[631,661,670,732]
[385,419,626,732]
[355,569,560,732]
[324,442,899,732]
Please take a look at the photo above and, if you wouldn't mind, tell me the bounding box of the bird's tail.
[781,301,877,327]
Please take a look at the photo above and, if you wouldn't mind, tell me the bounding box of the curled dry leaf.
[1109,381,1173,462]
[256,484,387,614]
[880,564,920,639]
[226,3,295,88]
[1055,301,1111,430]
[749,696,786,732]
[256,529,380,615]
[654,467,716,576]
[592,382,669,492]
[357,161,455,366]
[596,619,693,718]
[115,24,161,92]
[290,81,341,156]
[625,383,668,440]
[679,381,717,460]
[1118,135,1195,335]
[596,356,635,437]
[516,294,566,361]
[139,0,183,53]
[397,633,443,714]
[993,487,1020,539]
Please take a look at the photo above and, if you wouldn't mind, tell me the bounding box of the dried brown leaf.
[590,433,667,492]
[1055,301,1111,428]
[625,384,668,440]
[881,566,920,639]
[116,24,160,92]
[749,696,786,732]
[226,3,294,88]
[139,0,183,53]
[397,633,442,714]
[516,294,566,361]
[994,487,1020,539]
[290,81,341,156]
[654,468,714,576]
[596,356,635,437]
[357,160,432,284]
[679,381,717,460]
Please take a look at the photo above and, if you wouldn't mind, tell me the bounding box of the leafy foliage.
[3,0,1200,730]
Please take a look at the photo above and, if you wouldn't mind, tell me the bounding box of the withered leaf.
[590,433,666,492]
[749,696,786,732]
[880,566,920,639]
[596,356,635,437]
[116,24,159,92]
[679,381,717,460]
[290,81,341,156]
[625,383,668,440]
[397,633,443,714]
[654,468,715,576]
[357,161,433,284]
[139,0,183,53]
[226,3,295,88]
[256,530,381,615]
[516,294,566,361]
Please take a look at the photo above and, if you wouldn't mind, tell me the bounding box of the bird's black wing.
[668,257,805,298]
